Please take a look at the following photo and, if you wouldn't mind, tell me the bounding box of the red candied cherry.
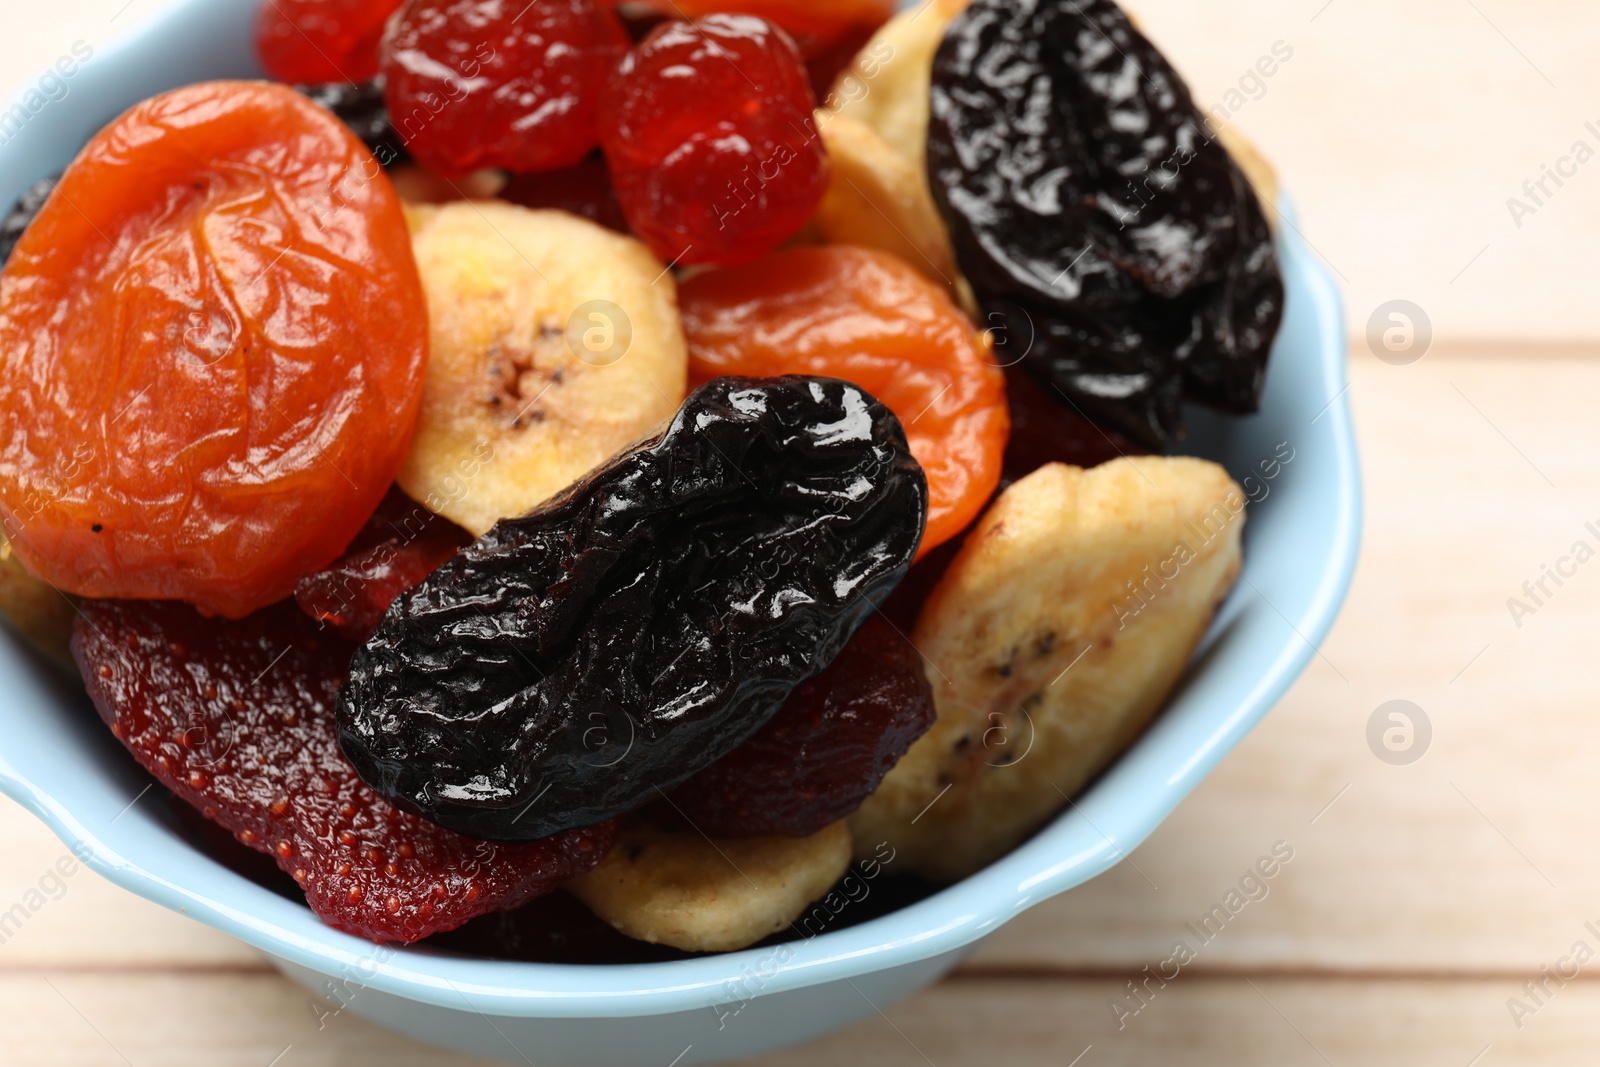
[599,15,829,267]
[380,0,629,178]
[254,0,404,84]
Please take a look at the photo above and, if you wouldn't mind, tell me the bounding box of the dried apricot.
[0,82,427,618]
[680,246,1007,554]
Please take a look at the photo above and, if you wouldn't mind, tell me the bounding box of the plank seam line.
[950,964,1599,984]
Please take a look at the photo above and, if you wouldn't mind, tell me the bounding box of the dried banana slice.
[811,111,968,310]
[0,528,75,665]
[830,0,971,169]
[399,201,688,535]
[566,817,852,953]
[849,457,1245,881]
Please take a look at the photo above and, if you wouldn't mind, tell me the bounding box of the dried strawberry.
[667,614,935,837]
[72,599,614,943]
[499,154,629,234]
[1001,364,1151,487]
[295,487,471,642]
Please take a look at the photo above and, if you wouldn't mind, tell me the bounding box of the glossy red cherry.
[599,14,828,267]
[254,0,403,84]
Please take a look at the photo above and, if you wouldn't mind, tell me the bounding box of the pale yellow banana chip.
[812,111,966,308]
[566,818,852,953]
[399,202,687,535]
[850,457,1245,880]
[829,0,971,170]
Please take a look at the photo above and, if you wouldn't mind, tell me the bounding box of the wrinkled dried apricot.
[0,82,427,618]
[681,246,1007,554]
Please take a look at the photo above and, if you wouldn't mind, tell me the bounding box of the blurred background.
[3,1,1596,1063]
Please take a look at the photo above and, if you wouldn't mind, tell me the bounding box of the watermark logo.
[1365,299,1432,365]
[1366,700,1430,765]
[566,300,632,367]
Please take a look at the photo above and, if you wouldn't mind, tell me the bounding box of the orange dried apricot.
[681,245,1007,554]
[0,81,427,618]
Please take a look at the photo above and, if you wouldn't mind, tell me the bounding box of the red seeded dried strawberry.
[667,614,935,837]
[295,487,471,642]
[73,599,614,943]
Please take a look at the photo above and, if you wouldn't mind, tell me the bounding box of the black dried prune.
[928,0,1283,449]
[0,174,58,266]
[338,376,928,842]
[296,80,409,166]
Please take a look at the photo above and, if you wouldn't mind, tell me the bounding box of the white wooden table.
[6,1,1600,1063]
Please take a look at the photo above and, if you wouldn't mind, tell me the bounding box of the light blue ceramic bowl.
[0,4,1360,1063]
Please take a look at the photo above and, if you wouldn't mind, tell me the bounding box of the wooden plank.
[1,972,1595,1066]
[751,976,1592,1066]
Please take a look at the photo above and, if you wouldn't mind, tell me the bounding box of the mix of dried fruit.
[0,0,1281,953]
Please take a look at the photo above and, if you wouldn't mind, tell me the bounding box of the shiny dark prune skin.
[0,175,57,266]
[338,376,929,842]
[928,0,1283,449]
[295,80,410,166]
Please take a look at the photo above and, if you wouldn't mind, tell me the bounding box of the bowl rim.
[0,0,1362,1021]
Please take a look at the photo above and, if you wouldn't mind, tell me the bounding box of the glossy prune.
[680,246,1008,557]
[1000,364,1150,487]
[72,599,615,943]
[295,80,410,166]
[338,376,928,842]
[927,0,1283,449]
[0,175,55,268]
[666,614,936,838]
